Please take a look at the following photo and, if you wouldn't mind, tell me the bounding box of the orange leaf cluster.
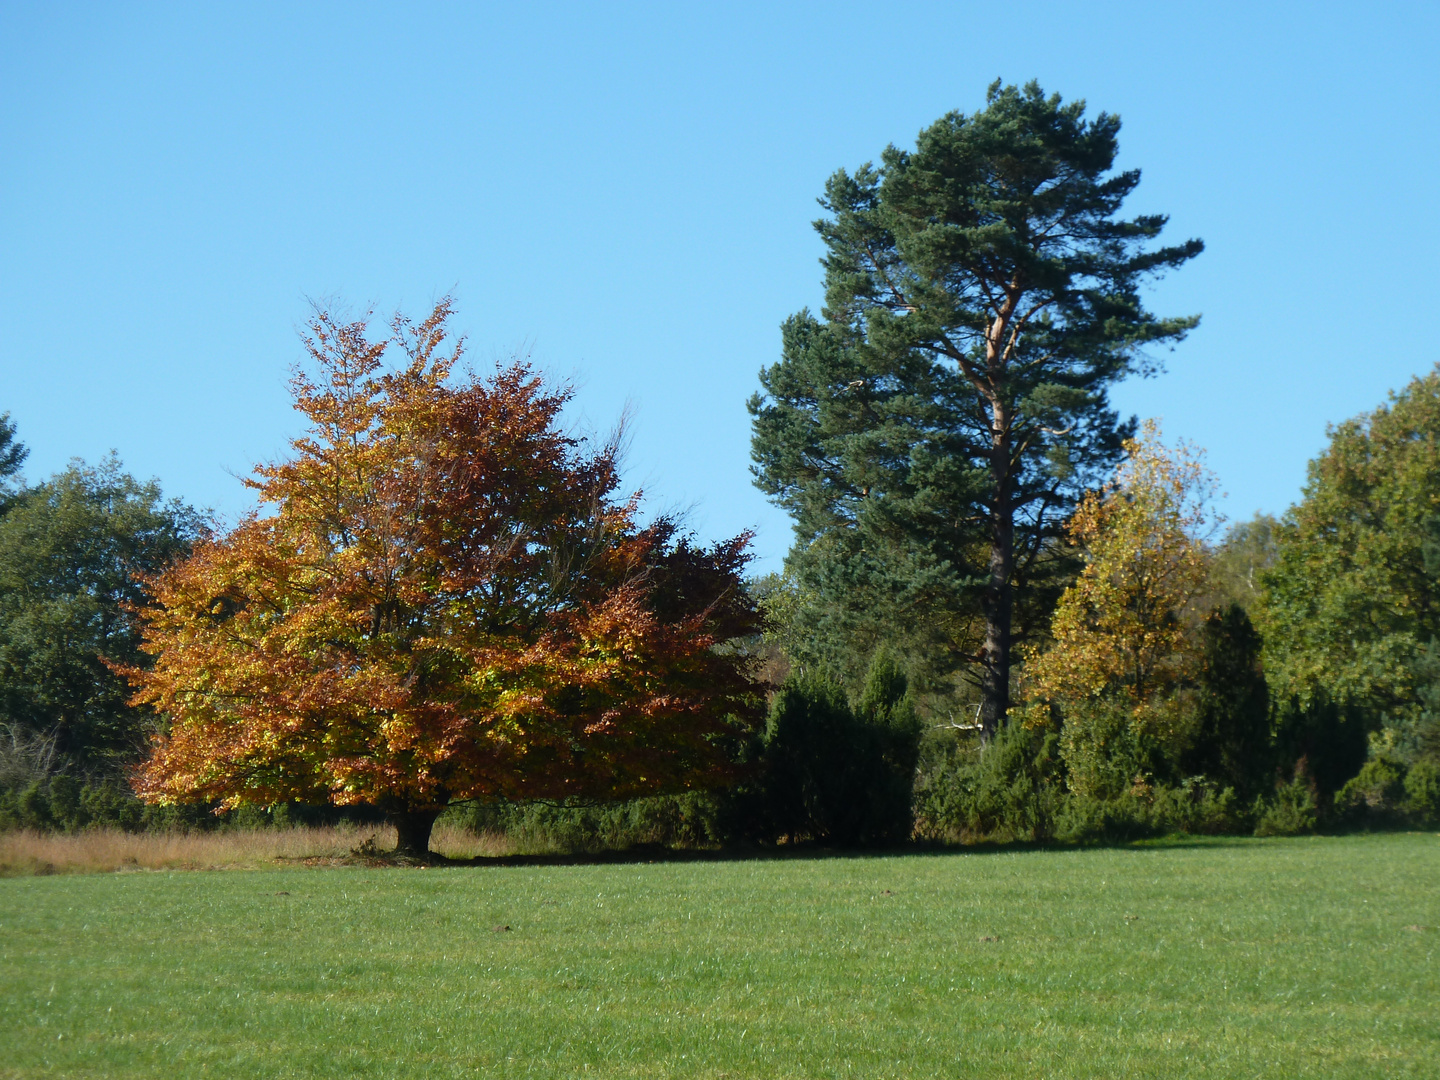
[123,301,762,815]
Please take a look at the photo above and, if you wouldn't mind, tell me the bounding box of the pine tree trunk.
[979,403,1015,744]
[979,535,1013,742]
[391,807,441,858]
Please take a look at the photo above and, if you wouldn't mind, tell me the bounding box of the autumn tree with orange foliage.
[123,301,762,856]
[1022,423,1218,797]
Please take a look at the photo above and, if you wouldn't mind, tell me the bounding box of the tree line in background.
[2,82,1437,853]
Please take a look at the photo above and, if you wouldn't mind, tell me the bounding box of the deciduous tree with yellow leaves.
[1023,422,1217,796]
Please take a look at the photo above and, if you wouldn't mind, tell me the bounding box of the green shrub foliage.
[1408,637,1440,762]
[1058,698,1158,802]
[1270,694,1372,799]
[440,793,727,854]
[916,720,1250,845]
[740,654,921,846]
[913,722,1063,843]
[1402,757,1440,823]
[1253,774,1319,836]
[1335,757,1409,826]
[0,776,386,834]
[1185,605,1273,798]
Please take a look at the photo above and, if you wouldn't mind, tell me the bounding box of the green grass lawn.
[1,834,1436,1078]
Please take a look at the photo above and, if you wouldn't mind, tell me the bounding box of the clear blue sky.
[3,2,1438,573]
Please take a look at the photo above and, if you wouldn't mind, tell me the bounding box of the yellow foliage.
[1023,423,1218,792]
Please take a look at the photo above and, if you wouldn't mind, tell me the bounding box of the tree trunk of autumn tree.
[391,807,441,858]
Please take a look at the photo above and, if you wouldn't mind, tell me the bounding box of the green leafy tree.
[750,81,1202,733]
[1208,514,1280,614]
[0,412,26,513]
[0,455,204,775]
[1259,368,1440,775]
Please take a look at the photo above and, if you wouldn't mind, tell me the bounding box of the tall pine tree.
[750,82,1202,734]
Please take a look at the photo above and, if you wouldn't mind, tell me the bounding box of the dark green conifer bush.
[735,652,920,847]
[1253,774,1319,836]
[1403,757,1440,823]
[913,722,1062,843]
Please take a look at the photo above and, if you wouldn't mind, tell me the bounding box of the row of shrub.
[910,720,1440,845]
[8,657,1436,850]
[436,730,1439,856]
[440,659,1438,851]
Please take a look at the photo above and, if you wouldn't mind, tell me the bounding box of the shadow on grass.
[344,832,1300,871]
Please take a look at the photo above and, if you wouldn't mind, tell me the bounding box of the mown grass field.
[1,834,1436,1078]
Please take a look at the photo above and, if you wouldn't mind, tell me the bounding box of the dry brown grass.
[0,823,513,876]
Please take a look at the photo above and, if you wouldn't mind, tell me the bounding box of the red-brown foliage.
[122,300,761,846]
